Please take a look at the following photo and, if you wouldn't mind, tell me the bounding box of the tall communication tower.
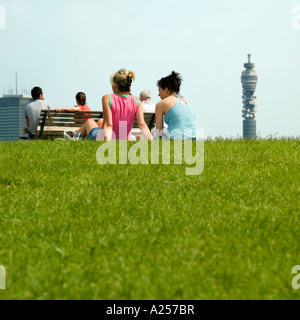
[241,54,258,139]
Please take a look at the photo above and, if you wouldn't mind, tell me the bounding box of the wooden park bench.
[37,110,103,139]
[37,110,155,139]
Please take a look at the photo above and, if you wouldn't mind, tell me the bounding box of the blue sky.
[0,0,299,138]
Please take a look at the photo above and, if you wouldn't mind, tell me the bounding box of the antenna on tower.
[15,73,18,95]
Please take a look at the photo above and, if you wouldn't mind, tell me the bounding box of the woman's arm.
[136,98,153,140]
[155,101,165,136]
[55,107,81,112]
[102,95,113,141]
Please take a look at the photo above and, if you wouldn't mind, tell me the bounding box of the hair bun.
[171,71,179,78]
[127,76,133,86]
[127,71,136,82]
[170,71,182,86]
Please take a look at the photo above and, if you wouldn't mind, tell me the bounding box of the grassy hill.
[0,139,299,300]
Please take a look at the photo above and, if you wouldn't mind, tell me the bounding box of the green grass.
[0,139,299,300]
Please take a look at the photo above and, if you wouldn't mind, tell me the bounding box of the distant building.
[0,94,32,141]
[241,54,258,139]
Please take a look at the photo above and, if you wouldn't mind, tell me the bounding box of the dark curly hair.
[157,71,183,94]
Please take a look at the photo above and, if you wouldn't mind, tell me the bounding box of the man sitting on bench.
[24,87,53,139]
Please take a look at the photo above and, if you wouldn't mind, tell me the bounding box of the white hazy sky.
[0,0,299,138]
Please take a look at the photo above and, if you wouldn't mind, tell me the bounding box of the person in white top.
[140,90,156,113]
[24,87,52,139]
[137,90,169,139]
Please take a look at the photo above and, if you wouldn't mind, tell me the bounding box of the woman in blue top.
[156,71,196,140]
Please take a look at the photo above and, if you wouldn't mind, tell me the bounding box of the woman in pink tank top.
[78,69,153,141]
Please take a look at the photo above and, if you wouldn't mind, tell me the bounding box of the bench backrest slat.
[133,113,156,129]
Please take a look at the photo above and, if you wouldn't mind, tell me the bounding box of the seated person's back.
[140,90,156,113]
[155,71,196,140]
[164,95,196,139]
[76,69,153,141]
[108,93,140,140]
[25,87,52,138]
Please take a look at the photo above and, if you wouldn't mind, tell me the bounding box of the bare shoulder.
[103,94,112,106]
[156,100,164,110]
[158,96,176,108]
[165,96,178,106]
